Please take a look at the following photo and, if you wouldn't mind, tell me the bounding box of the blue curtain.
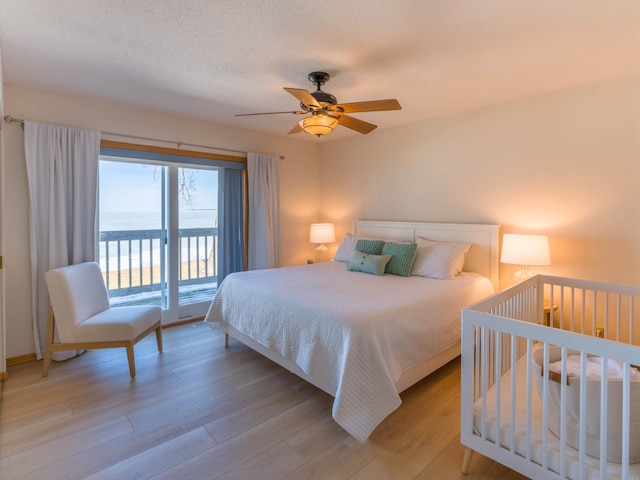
[218,168,245,281]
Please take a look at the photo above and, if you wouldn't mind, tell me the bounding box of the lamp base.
[513,266,535,281]
[314,244,329,263]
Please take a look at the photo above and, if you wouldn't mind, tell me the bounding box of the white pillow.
[334,233,358,262]
[417,237,472,272]
[411,237,472,279]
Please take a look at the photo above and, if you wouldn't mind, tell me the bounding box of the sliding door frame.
[99,141,247,324]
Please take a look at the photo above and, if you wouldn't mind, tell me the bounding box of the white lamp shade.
[501,234,551,266]
[300,114,338,136]
[309,223,336,244]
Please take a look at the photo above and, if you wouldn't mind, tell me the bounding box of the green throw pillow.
[383,242,418,277]
[348,250,392,276]
[355,239,385,255]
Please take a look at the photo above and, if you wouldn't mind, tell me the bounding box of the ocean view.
[98,209,218,270]
[99,209,217,231]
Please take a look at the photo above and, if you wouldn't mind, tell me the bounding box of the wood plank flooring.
[0,323,526,479]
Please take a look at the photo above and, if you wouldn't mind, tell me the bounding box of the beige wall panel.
[320,76,640,288]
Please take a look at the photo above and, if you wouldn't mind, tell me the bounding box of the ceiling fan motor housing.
[308,71,337,107]
[311,90,337,107]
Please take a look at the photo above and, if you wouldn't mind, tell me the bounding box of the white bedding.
[205,261,494,442]
[474,356,640,479]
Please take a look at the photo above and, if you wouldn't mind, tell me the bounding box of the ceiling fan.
[236,71,402,137]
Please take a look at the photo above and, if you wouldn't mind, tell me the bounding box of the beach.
[104,260,214,289]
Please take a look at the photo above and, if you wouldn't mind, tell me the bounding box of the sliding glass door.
[98,145,244,324]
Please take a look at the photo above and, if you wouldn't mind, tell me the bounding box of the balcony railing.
[99,227,218,306]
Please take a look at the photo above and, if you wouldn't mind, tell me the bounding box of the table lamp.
[500,233,551,280]
[310,223,335,263]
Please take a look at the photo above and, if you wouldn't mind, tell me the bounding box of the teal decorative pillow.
[348,250,392,276]
[355,239,385,255]
[383,242,418,277]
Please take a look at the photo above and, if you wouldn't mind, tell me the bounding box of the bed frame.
[222,220,500,396]
[461,275,640,479]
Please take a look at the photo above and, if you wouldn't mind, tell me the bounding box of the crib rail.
[461,275,640,480]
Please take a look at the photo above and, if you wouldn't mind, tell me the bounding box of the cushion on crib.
[532,346,640,464]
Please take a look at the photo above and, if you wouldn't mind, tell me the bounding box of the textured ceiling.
[1,1,639,141]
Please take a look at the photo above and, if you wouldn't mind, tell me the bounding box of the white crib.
[461,275,640,480]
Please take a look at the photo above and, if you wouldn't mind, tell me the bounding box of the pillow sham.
[417,237,471,272]
[334,233,357,262]
[355,239,386,256]
[412,238,472,280]
[348,250,392,276]
[382,242,417,277]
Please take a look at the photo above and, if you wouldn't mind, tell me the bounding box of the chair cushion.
[45,262,111,341]
[74,305,162,343]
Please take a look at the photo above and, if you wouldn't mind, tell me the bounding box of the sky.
[99,159,218,229]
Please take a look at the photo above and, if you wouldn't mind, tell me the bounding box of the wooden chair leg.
[462,447,474,474]
[42,307,55,377]
[224,333,229,348]
[155,325,163,352]
[126,343,136,377]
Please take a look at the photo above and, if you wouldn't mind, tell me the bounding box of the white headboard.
[353,220,501,291]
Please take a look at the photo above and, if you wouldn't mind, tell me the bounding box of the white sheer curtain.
[24,121,101,359]
[247,152,280,270]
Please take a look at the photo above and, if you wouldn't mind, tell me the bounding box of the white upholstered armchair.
[43,262,163,377]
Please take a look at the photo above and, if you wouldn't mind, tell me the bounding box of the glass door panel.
[177,166,218,317]
[98,159,168,309]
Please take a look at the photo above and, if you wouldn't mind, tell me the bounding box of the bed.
[461,275,640,479]
[205,220,500,441]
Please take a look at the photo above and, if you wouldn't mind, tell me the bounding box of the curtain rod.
[3,115,285,160]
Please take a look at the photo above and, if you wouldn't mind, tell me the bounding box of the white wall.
[320,76,640,288]
[3,84,321,358]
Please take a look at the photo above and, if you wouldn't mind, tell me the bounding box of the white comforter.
[205,261,494,441]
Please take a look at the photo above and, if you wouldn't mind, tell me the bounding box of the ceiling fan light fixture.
[300,113,338,137]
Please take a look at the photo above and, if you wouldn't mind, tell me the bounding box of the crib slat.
[480,326,488,441]
[495,331,502,447]
[509,334,517,454]
[525,341,533,462]
[616,294,621,342]
[622,362,631,479]
[599,358,608,480]
[581,288,586,335]
[541,342,550,470]
[591,292,606,338]
[578,351,587,480]
[630,296,635,345]
[559,346,568,479]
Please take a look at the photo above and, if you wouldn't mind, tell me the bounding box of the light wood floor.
[0,323,526,480]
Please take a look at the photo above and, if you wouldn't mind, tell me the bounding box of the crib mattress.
[473,355,640,480]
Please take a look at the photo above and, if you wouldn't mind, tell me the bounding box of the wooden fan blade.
[235,111,305,116]
[288,123,303,135]
[284,87,320,108]
[334,99,401,114]
[336,114,377,134]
